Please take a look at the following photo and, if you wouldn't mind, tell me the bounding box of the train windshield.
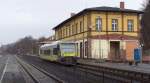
[60,43,76,52]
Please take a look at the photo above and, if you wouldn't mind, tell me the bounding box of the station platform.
[77,59,150,74]
[0,55,35,83]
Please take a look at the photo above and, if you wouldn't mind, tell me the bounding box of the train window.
[49,49,51,55]
[44,50,51,55]
[53,48,58,55]
[40,50,43,54]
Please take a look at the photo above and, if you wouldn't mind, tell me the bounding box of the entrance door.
[110,41,120,60]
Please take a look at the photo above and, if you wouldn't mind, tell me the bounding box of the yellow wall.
[107,12,122,31]
[53,10,140,59]
[124,13,138,32]
[55,11,140,41]
[90,11,139,37]
[55,13,89,41]
[91,12,107,31]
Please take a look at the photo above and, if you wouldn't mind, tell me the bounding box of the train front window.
[61,43,76,52]
[62,48,75,53]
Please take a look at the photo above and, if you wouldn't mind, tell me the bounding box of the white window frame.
[128,20,134,32]
[96,17,102,31]
[80,21,83,32]
[112,19,118,31]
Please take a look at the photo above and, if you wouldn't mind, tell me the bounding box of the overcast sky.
[0,0,146,45]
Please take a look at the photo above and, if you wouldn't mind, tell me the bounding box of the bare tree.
[1,36,41,55]
[141,0,149,10]
[141,0,150,53]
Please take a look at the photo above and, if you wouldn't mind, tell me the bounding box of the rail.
[15,56,65,83]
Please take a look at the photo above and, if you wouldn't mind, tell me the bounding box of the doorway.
[110,41,120,60]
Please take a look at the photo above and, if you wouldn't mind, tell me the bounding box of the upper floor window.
[69,25,71,36]
[58,30,61,39]
[128,20,134,32]
[65,27,68,37]
[80,21,83,32]
[76,23,78,34]
[67,27,69,36]
[61,29,63,38]
[96,17,102,31]
[63,28,66,37]
[72,25,74,35]
[112,19,118,31]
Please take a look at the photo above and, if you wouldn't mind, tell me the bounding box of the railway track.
[15,56,65,83]
[76,63,150,83]
[20,55,107,83]
[19,55,150,83]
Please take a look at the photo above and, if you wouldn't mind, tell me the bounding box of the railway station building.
[52,2,143,61]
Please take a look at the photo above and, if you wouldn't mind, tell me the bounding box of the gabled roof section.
[53,6,144,30]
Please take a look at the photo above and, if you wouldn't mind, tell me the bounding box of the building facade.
[53,2,143,61]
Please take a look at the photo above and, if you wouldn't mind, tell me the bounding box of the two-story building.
[53,2,143,61]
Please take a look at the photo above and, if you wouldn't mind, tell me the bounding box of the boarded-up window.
[126,41,138,61]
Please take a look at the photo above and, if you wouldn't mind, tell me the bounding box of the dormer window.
[112,19,118,31]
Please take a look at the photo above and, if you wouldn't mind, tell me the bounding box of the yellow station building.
[53,2,143,61]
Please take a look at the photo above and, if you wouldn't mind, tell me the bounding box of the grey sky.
[0,0,145,45]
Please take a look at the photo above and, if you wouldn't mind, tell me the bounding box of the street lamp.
[140,43,144,63]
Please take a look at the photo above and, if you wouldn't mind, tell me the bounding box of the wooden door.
[110,41,120,60]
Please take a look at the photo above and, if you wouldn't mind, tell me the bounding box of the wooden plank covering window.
[126,41,138,61]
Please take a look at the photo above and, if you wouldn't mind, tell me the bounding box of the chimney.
[71,13,76,17]
[120,2,125,9]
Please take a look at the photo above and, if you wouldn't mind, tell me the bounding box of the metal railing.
[75,63,150,83]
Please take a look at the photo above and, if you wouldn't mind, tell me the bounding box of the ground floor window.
[80,42,83,58]
[85,41,88,57]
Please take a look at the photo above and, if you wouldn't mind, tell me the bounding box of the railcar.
[39,41,78,65]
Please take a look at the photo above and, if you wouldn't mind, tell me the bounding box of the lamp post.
[87,25,92,59]
[140,43,144,63]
